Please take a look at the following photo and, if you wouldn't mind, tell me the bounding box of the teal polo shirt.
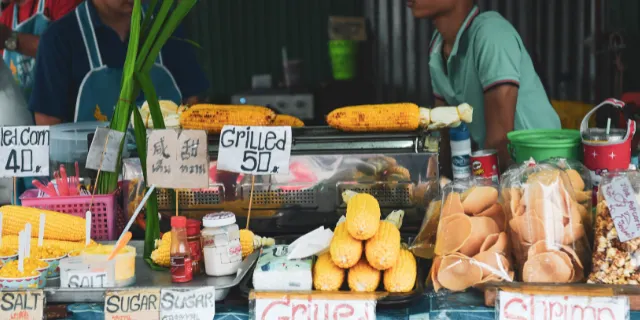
[429,6,561,148]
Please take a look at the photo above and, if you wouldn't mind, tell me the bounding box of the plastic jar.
[201,212,242,276]
[186,219,203,275]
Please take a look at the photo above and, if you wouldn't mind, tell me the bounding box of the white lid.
[203,212,237,228]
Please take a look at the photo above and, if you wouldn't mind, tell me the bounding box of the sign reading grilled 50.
[217,126,292,175]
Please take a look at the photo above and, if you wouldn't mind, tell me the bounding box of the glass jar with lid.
[201,212,243,276]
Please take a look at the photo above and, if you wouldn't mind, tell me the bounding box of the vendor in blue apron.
[29,0,209,125]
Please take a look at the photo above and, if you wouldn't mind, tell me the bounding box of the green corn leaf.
[136,72,166,130]
[169,36,202,49]
[136,0,174,73]
[140,0,159,38]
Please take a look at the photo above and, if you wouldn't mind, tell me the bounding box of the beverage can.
[470,149,499,185]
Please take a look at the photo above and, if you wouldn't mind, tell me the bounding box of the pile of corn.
[316,191,417,293]
[179,104,305,133]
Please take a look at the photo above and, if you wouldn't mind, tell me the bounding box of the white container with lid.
[201,212,243,277]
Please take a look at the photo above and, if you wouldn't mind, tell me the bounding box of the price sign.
[0,290,44,320]
[601,176,640,242]
[253,292,375,320]
[104,289,161,320]
[0,126,49,178]
[498,291,629,320]
[146,129,208,189]
[159,287,215,320]
[86,127,125,172]
[217,126,292,175]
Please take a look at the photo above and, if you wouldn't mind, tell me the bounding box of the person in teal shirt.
[408,0,561,172]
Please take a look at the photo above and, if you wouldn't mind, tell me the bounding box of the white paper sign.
[0,290,44,320]
[104,289,161,320]
[146,129,209,189]
[65,271,108,288]
[0,126,49,177]
[254,296,375,320]
[601,176,640,242]
[498,291,629,320]
[217,125,292,175]
[86,128,125,172]
[159,287,215,320]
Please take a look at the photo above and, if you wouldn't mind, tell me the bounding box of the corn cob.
[0,206,86,241]
[385,166,410,181]
[272,114,304,127]
[343,191,381,240]
[383,249,417,292]
[348,259,381,292]
[313,253,344,291]
[151,232,171,267]
[365,221,401,270]
[1,236,95,254]
[239,229,275,258]
[330,218,362,268]
[179,104,276,133]
[326,103,473,132]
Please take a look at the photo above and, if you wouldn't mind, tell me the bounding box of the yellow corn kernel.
[365,221,401,270]
[313,253,344,291]
[0,206,86,241]
[383,249,417,292]
[326,103,424,132]
[1,236,95,255]
[272,114,304,127]
[151,232,171,267]
[348,259,380,292]
[343,191,381,240]
[329,221,362,268]
[179,104,276,133]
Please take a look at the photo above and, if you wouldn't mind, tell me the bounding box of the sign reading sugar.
[0,126,50,178]
[217,126,292,175]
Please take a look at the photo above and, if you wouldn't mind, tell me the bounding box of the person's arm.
[474,22,524,171]
[28,24,71,124]
[163,25,209,104]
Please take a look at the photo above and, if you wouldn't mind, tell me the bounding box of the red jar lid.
[186,219,202,236]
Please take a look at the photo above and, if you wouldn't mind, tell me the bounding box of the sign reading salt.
[0,126,49,178]
[498,291,629,320]
[601,176,640,242]
[217,126,292,175]
[0,290,44,320]
[146,129,208,189]
[159,287,215,320]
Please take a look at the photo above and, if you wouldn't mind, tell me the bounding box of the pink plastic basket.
[19,189,122,241]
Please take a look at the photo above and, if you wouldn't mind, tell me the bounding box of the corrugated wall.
[366,0,596,105]
[183,0,363,102]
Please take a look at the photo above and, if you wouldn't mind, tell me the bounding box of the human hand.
[0,24,12,49]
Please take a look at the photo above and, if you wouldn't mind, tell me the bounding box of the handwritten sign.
[0,126,49,178]
[146,129,208,189]
[217,126,291,175]
[601,176,640,242]
[253,294,375,320]
[65,271,108,288]
[105,289,161,320]
[159,287,215,320]
[0,290,44,320]
[498,291,629,320]
[86,128,125,172]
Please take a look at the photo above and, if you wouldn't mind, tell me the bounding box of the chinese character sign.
[146,129,208,189]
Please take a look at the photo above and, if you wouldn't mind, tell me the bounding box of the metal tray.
[238,235,426,307]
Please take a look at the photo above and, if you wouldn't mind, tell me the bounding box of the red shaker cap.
[186,219,202,236]
[171,216,187,228]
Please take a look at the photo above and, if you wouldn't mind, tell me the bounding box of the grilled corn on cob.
[313,253,344,291]
[348,259,381,292]
[343,191,381,240]
[272,114,304,127]
[0,205,86,241]
[365,221,401,270]
[330,217,362,268]
[383,249,417,292]
[239,229,275,258]
[151,232,171,267]
[179,104,276,133]
[326,103,472,132]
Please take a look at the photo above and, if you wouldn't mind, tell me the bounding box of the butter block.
[253,245,312,291]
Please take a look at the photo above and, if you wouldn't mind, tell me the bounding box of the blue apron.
[3,0,50,100]
[74,1,182,122]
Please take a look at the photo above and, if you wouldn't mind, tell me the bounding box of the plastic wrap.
[429,180,513,292]
[501,161,591,283]
[588,170,640,284]
[122,158,144,219]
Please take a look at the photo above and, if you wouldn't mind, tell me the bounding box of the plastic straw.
[25,223,31,258]
[85,211,92,246]
[115,185,156,248]
[606,118,611,135]
[38,213,45,247]
[18,231,24,273]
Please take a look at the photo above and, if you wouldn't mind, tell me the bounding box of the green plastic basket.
[507,129,582,163]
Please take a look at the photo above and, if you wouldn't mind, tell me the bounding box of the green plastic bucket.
[329,40,357,80]
[507,129,582,163]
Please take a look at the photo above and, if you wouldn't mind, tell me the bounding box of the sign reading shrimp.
[498,291,629,320]
[252,292,375,320]
[217,126,292,175]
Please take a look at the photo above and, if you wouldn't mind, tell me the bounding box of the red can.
[470,149,500,185]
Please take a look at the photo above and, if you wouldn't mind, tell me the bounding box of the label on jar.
[170,255,193,283]
[188,239,202,274]
[452,154,471,179]
[228,242,242,259]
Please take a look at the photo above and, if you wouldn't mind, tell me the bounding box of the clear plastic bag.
[501,161,591,283]
[429,180,513,292]
[588,170,640,284]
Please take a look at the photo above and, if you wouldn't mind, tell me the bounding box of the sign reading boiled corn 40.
[216,125,292,175]
[0,126,49,178]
